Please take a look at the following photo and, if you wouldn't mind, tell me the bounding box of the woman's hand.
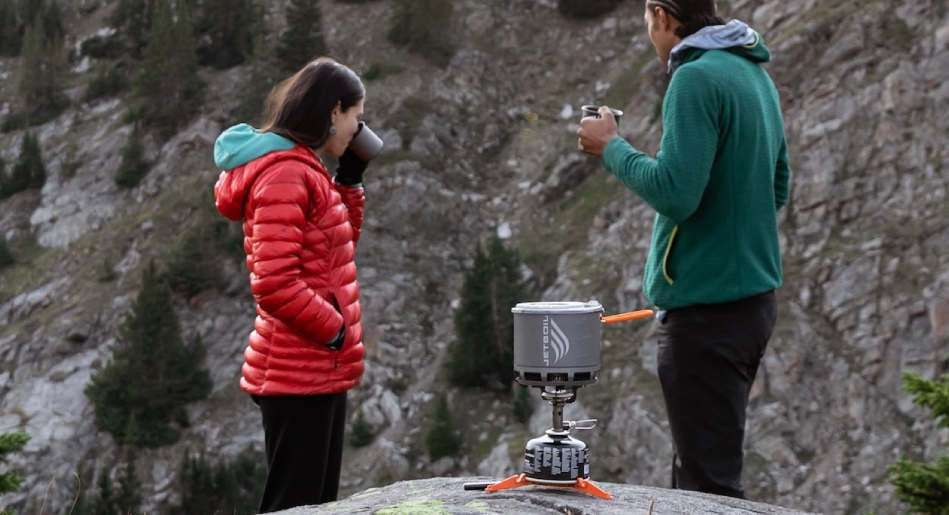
[335,148,369,186]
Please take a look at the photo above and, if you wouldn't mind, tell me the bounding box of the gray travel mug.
[578,105,623,151]
[348,122,384,161]
[580,105,623,126]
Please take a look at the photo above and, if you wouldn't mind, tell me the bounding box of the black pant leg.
[656,291,776,499]
[321,393,348,504]
[255,392,349,513]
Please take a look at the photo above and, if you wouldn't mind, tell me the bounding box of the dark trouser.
[253,392,348,513]
[656,290,776,499]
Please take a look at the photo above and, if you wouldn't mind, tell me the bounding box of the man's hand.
[576,106,619,156]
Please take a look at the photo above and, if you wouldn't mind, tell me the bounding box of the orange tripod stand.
[485,473,613,500]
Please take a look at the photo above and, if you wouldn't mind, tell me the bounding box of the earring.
[329,126,337,135]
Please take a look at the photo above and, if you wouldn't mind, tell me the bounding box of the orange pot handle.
[601,309,655,324]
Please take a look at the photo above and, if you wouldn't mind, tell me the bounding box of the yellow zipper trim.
[744,32,761,49]
[662,225,678,285]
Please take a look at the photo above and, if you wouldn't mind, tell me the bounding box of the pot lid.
[511,300,603,314]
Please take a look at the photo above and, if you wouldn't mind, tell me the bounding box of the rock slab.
[277,477,824,515]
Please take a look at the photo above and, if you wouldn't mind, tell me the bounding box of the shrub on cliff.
[349,408,375,448]
[0,432,29,514]
[888,370,949,514]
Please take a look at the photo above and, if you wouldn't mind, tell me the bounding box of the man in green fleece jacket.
[577,0,791,500]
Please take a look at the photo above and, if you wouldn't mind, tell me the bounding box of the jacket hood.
[213,131,325,222]
[667,20,771,74]
[213,123,296,171]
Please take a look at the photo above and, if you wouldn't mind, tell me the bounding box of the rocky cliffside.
[1,1,947,514]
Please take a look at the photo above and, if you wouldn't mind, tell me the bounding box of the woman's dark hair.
[647,0,726,39]
[260,57,365,149]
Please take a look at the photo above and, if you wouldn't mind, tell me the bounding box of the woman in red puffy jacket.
[213,57,369,512]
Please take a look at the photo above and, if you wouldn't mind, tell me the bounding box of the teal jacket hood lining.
[213,123,297,171]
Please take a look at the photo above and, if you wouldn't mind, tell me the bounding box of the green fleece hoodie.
[602,28,791,310]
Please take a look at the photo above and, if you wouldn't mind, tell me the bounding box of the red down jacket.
[214,144,365,396]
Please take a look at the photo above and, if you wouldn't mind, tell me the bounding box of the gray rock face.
[275,477,820,515]
[1,1,948,514]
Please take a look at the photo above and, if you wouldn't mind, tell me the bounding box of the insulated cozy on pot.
[512,301,604,387]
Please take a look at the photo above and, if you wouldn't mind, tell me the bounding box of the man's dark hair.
[647,0,727,39]
[261,57,365,150]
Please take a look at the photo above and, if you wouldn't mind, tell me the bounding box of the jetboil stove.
[465,300,653,500]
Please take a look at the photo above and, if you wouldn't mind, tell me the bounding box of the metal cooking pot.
[511,300,653,387]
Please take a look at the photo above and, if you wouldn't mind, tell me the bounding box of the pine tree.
[888,371,949,514]
[178,452,217,515]
[387,0,455,67]
[424,393,461,460]
[195,0,257,69]
[17,14,67,120]
[0,432,29,500]
[0,156,6,197]
[132,0,204,138]
[512,385,533,424]
[234,31,280,126]
[276,0,326,73]
[0,0,19,56]
[407,0,454,66]
[17,0,44,31]
[90,467,115,515]
[447,236,527,389]
[17,132,45,190]
[66,463,92,515]
[84,62,129,101]
[0,154,27,199]
[42,0,63,42]
[114,425,142,515]
[85,261,213,448]
[171,448,265,515]
[230,450,266,514]
[387,0,412,46]
[557,0,622,19]
[161,191,242,297]
[66,465,94,515]
[161,221,223,297]
[448,244,496,387]
[0,235,13,269]
[114,458,143,514]
[485,236,527,386]
[0,132,45,198]
[211,460,239,513]
[115,123,149,188]
[110,0,156,57]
